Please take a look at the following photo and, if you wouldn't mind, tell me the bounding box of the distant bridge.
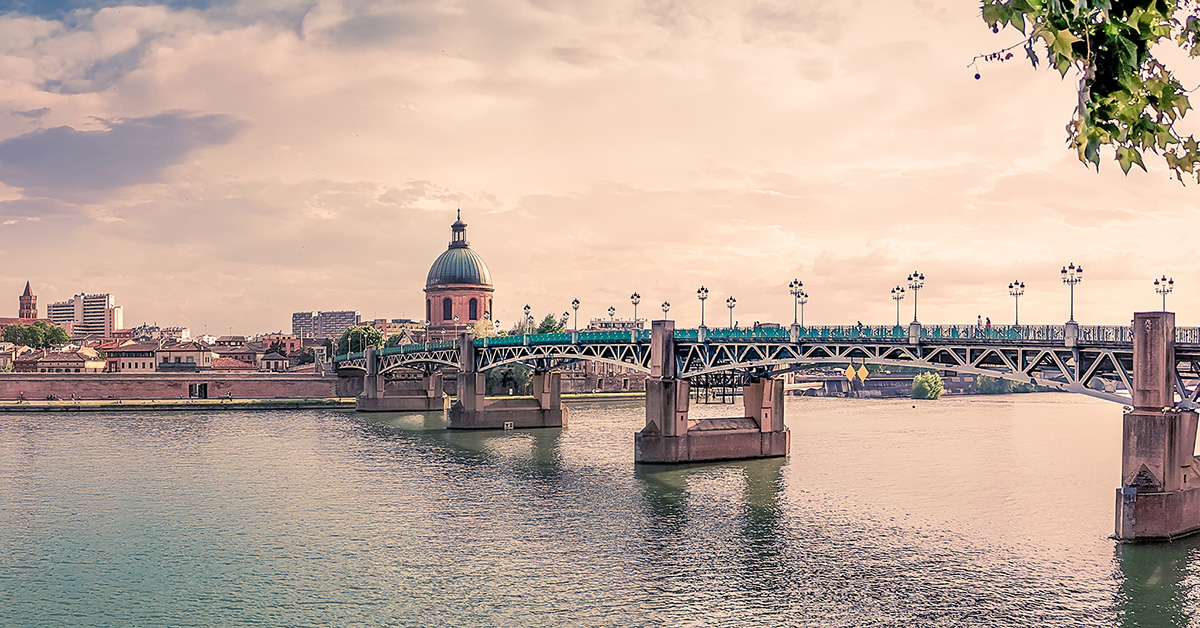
[335,322,1200,409]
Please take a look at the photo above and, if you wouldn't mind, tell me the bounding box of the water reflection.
[355,410,566,472]
[1116,534,1200,627]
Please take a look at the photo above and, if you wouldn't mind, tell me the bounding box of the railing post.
[1064,321,1079,348]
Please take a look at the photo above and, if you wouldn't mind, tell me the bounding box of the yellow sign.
[857,365,869,381]
[844,366,855,381]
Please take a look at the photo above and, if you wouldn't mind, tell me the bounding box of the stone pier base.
[356,395,450,412]
[1115,408,1200,542]
[447,401,568,430]
[634,429,789,464]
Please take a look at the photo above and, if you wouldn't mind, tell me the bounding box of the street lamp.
[697,286,709,327]
[607,306,616,320]
[631,292,641,322]
[726,296,737,328]
[1155,275,1174,311]
[1061,263,1083,322]
[1008,280,1025,325]
[788,279,804,325]
[891,285,905,326]
[797,290,808,326]
[907,271,925,323]
[523,304,532,332]
[571,298,580,331]
[661,301,670,316]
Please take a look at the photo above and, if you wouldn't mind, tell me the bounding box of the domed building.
[425,211,494,338]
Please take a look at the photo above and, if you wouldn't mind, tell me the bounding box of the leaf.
[1052,28,1083,57]
[1116,147,1133,173]
[1025,40,1040,68]
[983,3,1002,26]
[1012,11,1026,33]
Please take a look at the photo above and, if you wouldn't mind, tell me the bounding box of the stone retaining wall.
[0,373,339,400]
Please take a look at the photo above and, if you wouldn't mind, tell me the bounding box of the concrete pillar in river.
[635,319,789,463]
[447,333,568,429]
[1115,311,1200,541]
[356,345,451,413]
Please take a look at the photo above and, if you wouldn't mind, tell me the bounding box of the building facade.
[292,310,362,339]
[425,212,494,339]
[46,293,123,337]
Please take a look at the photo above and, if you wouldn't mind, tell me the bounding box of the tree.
[912,371,945,400]
[486,364,532,396]
[337,326,384,355]
[535,313,565,334]
[979,0,1200,180]
[3,321,69,348]
[385,334,405,348]
[267,340,288,355]
[976,375,1038,394]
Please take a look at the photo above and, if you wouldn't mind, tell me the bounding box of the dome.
[426,246,493,286]
[426,211,493,287]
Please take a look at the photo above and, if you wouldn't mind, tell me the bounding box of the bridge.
[335,322,1200,408]
[334,313,1200,542]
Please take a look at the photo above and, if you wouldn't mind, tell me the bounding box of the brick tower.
[18,281,35,319]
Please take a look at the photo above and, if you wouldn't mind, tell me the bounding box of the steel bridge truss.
[335,335,1200,409]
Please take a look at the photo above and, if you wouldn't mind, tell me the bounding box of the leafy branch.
[980,0,1200,181]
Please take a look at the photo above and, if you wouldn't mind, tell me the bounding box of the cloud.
[11,107,49,119]
[0,110,245,199]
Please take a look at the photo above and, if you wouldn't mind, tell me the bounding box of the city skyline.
[0,1,1197,333]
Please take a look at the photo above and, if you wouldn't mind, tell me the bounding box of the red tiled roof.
[212,357,255,369]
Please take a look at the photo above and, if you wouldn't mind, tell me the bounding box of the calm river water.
[1,393,1197,627]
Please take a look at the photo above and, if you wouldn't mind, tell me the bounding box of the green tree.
[912,371,945,400]
[980,0,1200,180]
[486,364,532,396]
[976,375,1038,394]
[3,322,68,348]
[267,340,289,355]
[535,313,565,334]
[337,326,384,355]
[385,334,404,348]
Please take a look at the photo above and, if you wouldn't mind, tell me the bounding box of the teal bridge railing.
[337,323,1200,363]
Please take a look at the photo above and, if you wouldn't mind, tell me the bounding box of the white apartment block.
[46,293,124,337]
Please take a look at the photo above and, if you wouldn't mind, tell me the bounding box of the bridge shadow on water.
[1115,534,1200,627]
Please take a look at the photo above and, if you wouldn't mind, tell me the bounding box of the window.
[443,298,453,321]
[187,357,194,363]
[469,298,478,320]
[426,300,431,322]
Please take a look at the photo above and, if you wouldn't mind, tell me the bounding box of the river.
[0,393,1195,627]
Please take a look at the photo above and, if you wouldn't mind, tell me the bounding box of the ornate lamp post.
[726,296,737,328]
[697,286,709,327]
[661,301,670,316]
[523,304,532,332]
[1008,280,1025,325]
[797,289,808,326]
[630,292,641,322]
[1061,263,1083,322]
[571,298,580,330]
[788,279,804,325]
[1155,275,1175,311]
[907,271,925,323]
[607,306,616,320]
[890,285,905,326]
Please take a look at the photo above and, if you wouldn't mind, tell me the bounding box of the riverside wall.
[0,373,341,400]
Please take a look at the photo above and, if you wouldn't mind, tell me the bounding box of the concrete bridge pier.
[356,346,450,412]
[447,334,568,429]
[635,320,790,463]
[1115,312,1200,541]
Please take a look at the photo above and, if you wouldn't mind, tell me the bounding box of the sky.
[0,0,1197,334]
